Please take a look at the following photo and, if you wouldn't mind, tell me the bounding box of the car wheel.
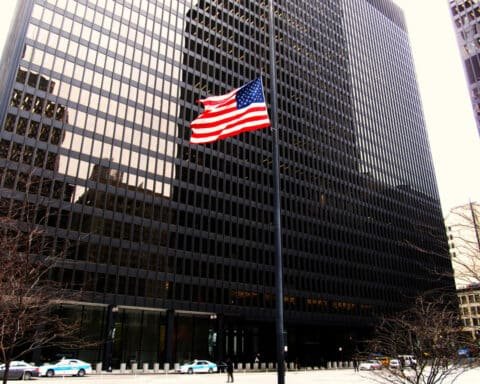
[23,371,32,380]
[77,369,86,377]
[46,369,55,377]
[188,368,193,374]
[208,368,213,373]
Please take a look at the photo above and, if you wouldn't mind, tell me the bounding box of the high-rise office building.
[449,0,480,136]
[0,0,453,367]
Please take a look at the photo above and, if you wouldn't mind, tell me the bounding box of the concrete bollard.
[332,361,337,369]
[289,362,294,370]
[237,362,243,371]
[245,363,251,370]
[120,363,126,373]
[253,363,258,370]
[153,363,160,373]
[163,363,170,373]
[131,362,138,373]
[261,362,266,370]
[327,361,332,369]
[174,363,180,372]
[143,363,149,373]
[95,362,102,374]
[268,362,274,370]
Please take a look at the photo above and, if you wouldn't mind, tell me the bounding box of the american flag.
[190,77,271,144]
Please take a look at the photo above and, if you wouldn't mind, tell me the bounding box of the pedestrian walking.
[353,359,359,372]
[226,358,234,383]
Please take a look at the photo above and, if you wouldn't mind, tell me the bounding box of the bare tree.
[0,196,91,384]
[364,291,476,384]
[445,202,480,288]
[400,202,479,290]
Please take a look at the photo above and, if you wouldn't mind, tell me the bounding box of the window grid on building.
[0,0,454,364]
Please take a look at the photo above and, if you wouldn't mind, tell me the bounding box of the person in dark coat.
[226,358,234,382]
[353,358,359,372]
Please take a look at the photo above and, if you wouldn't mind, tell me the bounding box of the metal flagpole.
[267,1,285,384]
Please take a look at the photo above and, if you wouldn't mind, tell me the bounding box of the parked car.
[359,360,382,370]
[178,359,218,374]
[38,358,92,377]
[216,361,228,373]
[398,355,417,368]
[407,357,417,368]
[0,361,39,380]
[389,359,400,369]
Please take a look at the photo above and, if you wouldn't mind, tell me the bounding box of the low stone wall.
[93,361,354,374]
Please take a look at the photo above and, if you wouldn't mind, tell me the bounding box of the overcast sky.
[393,0,480,213]
[0,0,478,214]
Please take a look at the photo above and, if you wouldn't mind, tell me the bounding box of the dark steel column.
[165,309,175,365]
[217,314,225,361]
[103,305,118,372]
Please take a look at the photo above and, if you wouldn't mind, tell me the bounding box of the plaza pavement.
[23,367,480,384]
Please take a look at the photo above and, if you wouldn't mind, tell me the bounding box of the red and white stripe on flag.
[190,78,271,144]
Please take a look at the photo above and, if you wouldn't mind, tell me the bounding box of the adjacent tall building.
[0,0,453,367]
[446,202,480,289]
[445,202,480,339]
[448,0,480,136]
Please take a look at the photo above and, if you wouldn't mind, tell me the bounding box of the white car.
[0,361,39,380]
[38,358,92,377]
[398,355,417,367]
[389,359,400,369]
[359,360,382,370]
[178,360,218,374]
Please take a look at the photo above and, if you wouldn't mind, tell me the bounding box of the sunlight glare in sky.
[393,0,480,212]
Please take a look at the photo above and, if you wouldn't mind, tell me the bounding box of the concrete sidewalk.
[25,367,480,384]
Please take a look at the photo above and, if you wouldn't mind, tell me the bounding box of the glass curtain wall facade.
[449,0,480,136]
[0,0,453,367]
